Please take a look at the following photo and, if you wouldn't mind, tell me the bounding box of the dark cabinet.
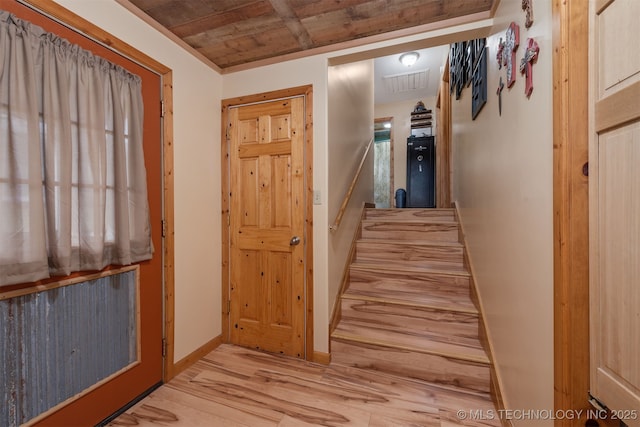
[406,136,435,208]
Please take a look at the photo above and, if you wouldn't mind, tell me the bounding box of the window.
[0,11,153,287]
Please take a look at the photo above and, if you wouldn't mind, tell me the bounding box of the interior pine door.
[229,97,306,358]
[590,0,640,422]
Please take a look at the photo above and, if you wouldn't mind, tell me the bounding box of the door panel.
[595,124,640,398]
[590,0,640,422]
[229,98,305,358]
[596,0,640,98]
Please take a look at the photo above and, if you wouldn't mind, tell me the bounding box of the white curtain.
[0,11,153,287]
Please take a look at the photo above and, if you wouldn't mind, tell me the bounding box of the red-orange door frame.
[0,1,168,425]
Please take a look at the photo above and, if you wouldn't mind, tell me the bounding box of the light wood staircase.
[331,207,492,396]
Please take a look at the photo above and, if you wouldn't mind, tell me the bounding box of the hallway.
[108,344,500,426]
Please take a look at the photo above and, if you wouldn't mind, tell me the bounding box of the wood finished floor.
[108,344,500,426]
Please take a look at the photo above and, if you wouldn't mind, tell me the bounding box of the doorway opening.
[374,117,394,208]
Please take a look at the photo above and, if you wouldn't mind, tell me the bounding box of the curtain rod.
[16,0,162,77]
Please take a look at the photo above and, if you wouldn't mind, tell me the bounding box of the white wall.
[327,60,375,320]
[451,0,554,423]
[54,0,223,363]
[375,96,437,192]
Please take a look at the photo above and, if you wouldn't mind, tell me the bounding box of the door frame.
[552,0,596,425]
[221,85,314,361]
[374,117,395,207]
[436,59,452,208]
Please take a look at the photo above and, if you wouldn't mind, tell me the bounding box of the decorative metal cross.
[497,77,505,116]
[496,38,504,70]
[520,38,539,97]
[502,22,520,88]
[522,0,534,29]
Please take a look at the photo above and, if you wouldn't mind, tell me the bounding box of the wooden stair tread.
[364,208,457,221]
[332,322,490,365]
[341,293,479,315]
[326,359,493,400]
[329,340,492,396]
[344,290,477,314]
[349,268,472,307]
[355,240,464,266]
[338,312,480,345]
[349,264,470,284]
[347,267,473,308]
[361,219,459,225]
[366,208,456,212]
[351,261,470,277]
[339,298,481,349]
[360,221,460,243]
[354,258,466,273]
[357,238,463,248]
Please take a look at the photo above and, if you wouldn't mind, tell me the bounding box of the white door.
[590,0,640,424]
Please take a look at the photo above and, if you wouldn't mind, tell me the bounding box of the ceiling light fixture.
[399,52,419,67]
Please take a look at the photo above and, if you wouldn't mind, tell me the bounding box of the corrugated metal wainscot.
[0,266,139,426]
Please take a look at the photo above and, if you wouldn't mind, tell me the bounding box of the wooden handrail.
[329,137,374,231]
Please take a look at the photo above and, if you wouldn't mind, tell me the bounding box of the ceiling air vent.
[383,68,429,93]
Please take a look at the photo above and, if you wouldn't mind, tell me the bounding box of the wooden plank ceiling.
[124,0,495,70]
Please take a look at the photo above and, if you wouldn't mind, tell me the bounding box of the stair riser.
[361,222,459,242]
[334,319,486,361]
[365,209,455,222]
[350,267,470,292]
[355,241,464,264]
[331,339,490,394]
[341,299,480,344]
[346,283,474,311]
[354,260,466,275]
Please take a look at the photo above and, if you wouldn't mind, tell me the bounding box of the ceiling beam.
[267,0,314,50]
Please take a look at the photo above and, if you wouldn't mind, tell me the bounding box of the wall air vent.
[383,68,429,93]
